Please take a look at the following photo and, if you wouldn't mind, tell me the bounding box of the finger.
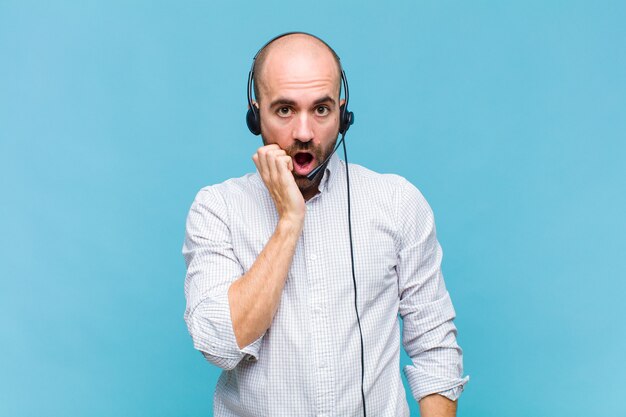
[262,144,281,151]
[252,153,260,171]
[257,145,284,165]
[256,146,287,190]
[276,155,296,186]
[255,148,271,184]
[266,149,283,187]
[277,155,293,175]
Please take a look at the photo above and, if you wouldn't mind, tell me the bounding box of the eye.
[276,106,292,117]
[315,105,330,116]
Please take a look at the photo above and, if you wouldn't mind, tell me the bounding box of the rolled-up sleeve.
[182,186,263,370]
[395,179,469,401]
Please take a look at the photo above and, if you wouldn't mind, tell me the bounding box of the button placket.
[303,200,325,404]
[306,198,336,415]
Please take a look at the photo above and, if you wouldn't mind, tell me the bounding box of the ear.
[339,98,346,107]
[249,100,259,110]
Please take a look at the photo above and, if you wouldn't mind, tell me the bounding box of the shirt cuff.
[187,289,264,370]
[404,365,470,402]
[436,381,468,401]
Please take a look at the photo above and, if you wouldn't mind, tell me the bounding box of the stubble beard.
[292,137,337,196]
[261,135,338,196]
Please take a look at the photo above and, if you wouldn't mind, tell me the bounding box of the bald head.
[252,33,342,102]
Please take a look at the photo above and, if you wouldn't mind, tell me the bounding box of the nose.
[292,112,314,143]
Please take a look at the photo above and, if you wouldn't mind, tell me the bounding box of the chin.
[294,175,311,188]
[295,175,317,191]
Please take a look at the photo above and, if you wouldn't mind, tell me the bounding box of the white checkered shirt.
[183,154,469,416]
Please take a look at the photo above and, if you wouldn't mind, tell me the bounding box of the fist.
[252,145,306,223]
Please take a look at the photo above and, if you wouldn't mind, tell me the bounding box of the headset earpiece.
[339,103,354,135]
[246,104,261,136]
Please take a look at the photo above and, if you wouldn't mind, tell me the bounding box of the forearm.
[228,217,302,348]
[419,394,457,417]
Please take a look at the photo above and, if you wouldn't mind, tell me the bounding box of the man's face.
[256,41,342,197]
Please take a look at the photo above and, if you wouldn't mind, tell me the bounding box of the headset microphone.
[305,131,346,182]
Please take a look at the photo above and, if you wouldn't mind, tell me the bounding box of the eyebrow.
[269,98,296,108]
[313,95,337,107]
[269,95,337,109]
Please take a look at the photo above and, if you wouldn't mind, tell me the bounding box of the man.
[183,33,468,416]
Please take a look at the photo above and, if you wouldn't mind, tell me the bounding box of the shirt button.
[320,361,328,368]
[314,306,322,315]
[309,253,317,261]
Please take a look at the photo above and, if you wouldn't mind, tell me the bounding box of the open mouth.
[292,152,315,175]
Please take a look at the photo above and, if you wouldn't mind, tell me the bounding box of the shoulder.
[342,162,435,246]
[344,162,435,237]
[345,162,430,209]
[346,161,411,187]
[185,173,268,226]
[193,172,264,205]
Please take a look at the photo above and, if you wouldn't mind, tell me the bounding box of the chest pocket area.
[357,231,398,305]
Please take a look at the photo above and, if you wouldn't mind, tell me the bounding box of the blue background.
[1,1,625,416]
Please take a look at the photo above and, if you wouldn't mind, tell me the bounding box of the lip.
[292,151,316,176]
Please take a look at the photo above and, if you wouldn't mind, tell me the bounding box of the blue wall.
[1,1,624,416]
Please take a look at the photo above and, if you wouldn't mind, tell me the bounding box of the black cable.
[342,136,367,417]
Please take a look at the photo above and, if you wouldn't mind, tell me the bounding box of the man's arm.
[228,144,305,348]
[183,144,304,368]
[419,394,457,417]
[395,178,469,411]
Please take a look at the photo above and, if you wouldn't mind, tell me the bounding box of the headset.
[246,32,354,137]
[246,32,366,417]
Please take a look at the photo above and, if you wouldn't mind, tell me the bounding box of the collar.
[316,152,341,195]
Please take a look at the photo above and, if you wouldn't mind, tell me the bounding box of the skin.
[228,34,457,416]
[420,393,458,416]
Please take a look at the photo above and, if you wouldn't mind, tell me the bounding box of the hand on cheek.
[253,145,306,225]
